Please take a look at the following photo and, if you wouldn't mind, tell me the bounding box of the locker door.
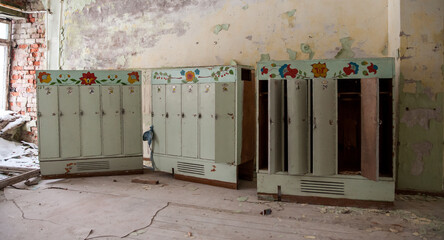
[165,85,181,156]
[80,86,101,156]
[152,85,166,154]
[199,83,215,160]
[101,86,122,155]
[268,79,283,173]
[312,79,337,175]
[123,86,142,155]
[37,86,59,159]
[181,84,198,158]
[215,82,235,164]
[59,86,81,158]
[287,79,308,174]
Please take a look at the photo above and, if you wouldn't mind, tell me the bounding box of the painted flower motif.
[278,64,298,78]
[37,72,52,83]
[343,62,359,75]
[185,71,196,82]
[311,62,329,78]
[367,63,378,74]
[127,72,140,84]
[194,69,200,75]
[80,72,97,85]
[261,66,269,75]
[180,70,185,76]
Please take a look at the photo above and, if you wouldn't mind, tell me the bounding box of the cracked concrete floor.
[1,170,443,240]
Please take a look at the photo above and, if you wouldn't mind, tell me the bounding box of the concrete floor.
[1,170,443,240]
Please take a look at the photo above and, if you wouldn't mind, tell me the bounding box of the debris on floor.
[131,178,159,185]
[260,208,272,215]
[0,110,27,141]
[0,167,40,189]
[0,137,39,169]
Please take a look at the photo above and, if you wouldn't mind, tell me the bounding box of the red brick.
[30,48,38,53]
[27,107,31,111]
[13,66,23,71]
[33,61,40,66]
[28,17,35,23]
[17,102,21,107]
[40,44,46,48]
[9,102,13,107]
[28,79,33,83]
[12,74,19,80]
[19,44,28,49]
[29,70,36,74]
[11,92,19,96]
[32,52,39,57]
[30,44,39,49]
[37,28,43,34]
[20,111,25,115]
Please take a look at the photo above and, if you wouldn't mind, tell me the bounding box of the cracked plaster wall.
[397,0,444,192]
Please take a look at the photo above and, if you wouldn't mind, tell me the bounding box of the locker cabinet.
[152,65,254,189]
[256,58,396,204]
[36,70,143,178]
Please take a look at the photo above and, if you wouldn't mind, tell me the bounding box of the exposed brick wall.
[9,13,46,143]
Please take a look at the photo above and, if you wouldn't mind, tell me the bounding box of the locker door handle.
[313,117,317,129]
[59,112,63,117]
[214,114,218,120]
[288,117,291,124]
[182,113,185,118]
[37,112,42,117]
[165,112,169,118]
[80,110,84,116]
[198,113,202,119]
[102,111,105,116]
[122,109,125,114]
[151,112,154,117]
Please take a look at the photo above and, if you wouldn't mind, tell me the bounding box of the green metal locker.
[181,84,198,158]
[37,86,59,159]
[287,79,308,175]
[199,83,215,160]
[123,86,142,155]
[312,78,337,176]
[58,86,81,158]
[36,70,143,178]
[165,85,182,156]
[101,86,122,156]
[152,85,166,154]
[151,66,254,189]
[80,86,101,156]
[215,82,236,164]
[256,58,396,204]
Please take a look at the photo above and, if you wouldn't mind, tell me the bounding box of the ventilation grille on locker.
[177,162,205,176]
[300,180,345,195]
[77,161,110,171]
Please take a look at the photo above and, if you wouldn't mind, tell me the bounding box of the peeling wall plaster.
[60,0,389,69]
[397,0,444,192]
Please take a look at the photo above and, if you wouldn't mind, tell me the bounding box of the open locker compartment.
[151,65,255,189]
[36,70,143,178]
[256,58,395,205]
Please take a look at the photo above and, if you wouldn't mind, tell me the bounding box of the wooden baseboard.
[174,174,237,189]
[41,169,144,180]
[258,192,394,209]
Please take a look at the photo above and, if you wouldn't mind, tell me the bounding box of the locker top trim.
[152,66,241,85]
[36,70,142,86]
[256,58,394,80]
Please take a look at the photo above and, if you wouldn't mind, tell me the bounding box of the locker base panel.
[153,154,237,189]
[257,173,395,203]
[175,174,237,189]
[257,193,393,208]
[39,156,143,177]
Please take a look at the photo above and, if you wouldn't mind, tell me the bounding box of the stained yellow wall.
[60,0,389,69]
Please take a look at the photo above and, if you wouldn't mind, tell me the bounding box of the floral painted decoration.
[127,72,140,84]
[38,72,52,83]
[278,64,298,78]
[185,71,196,82]
[80,72,97,85]
[367,63,378,74]
[343,62,359,75]
[261,66,269,75]
[311,62,329,78]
